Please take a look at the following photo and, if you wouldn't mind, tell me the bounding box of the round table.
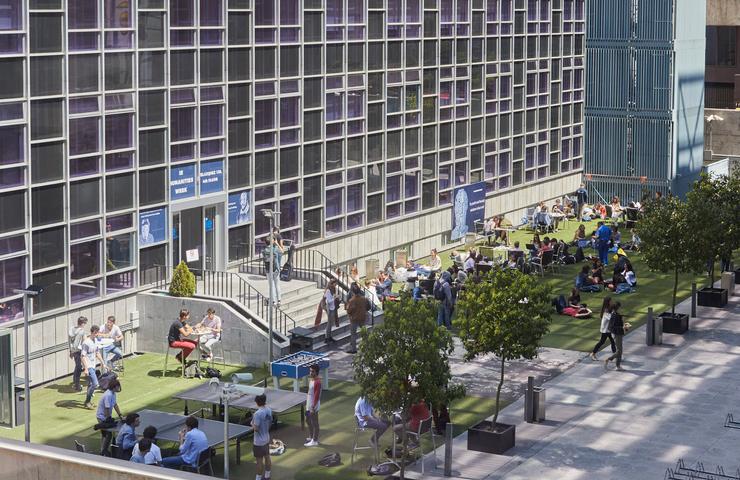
[96,338,114,348]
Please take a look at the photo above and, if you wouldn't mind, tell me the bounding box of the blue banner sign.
[199,160,224,195]
[170,164,196,201]
[228,190,252,226]
[139,207,167,246]
[451,181,486,241]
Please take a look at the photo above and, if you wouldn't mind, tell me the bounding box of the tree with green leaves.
[169,260,196,297]
[454,268,551,429]
[636,195,704,315]
[353,294,462,478]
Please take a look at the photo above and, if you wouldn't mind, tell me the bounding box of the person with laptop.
[162,416,209,469]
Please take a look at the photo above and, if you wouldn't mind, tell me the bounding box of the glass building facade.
[0,0,584,323]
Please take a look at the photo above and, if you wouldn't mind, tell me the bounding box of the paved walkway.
[410,287,740,479]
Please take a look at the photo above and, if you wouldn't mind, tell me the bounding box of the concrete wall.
[0,437,207,480]
[705,108,740,157]
[8,294,139,387]
[310,172,581,272]
[707,0,740,26]
[136,291,276,367]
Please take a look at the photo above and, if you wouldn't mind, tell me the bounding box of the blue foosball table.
[270,351,330,392]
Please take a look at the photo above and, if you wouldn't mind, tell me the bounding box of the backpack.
[205,367,221,378]
[318,452,341,467]
[574,246,585,263]
[433,281,446,301]
[563,255,576,264]
[367,462,399,476]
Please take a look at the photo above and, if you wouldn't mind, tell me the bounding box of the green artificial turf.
[0,354,497,479]
[415,219,737,352]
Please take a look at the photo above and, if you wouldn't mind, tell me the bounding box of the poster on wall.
[170,164,196,201]
[199,160,224,195]
[228,190,251,226]
[139,207,167,246]
[450,181,486,241]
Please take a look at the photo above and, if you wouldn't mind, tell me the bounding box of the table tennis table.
[173,382,307,429]
[106,409,253,464]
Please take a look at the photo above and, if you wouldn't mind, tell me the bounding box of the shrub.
[169,261,196,297]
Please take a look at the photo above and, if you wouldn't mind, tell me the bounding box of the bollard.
[524,376,534,422]
[444,422,453,476]
[646,307,654,346]
[691,283,697,318]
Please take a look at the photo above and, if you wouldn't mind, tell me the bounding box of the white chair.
[351,421,380,465]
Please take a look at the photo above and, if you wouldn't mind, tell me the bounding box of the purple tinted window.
[388,0,402,22]
[105,93,134,110]
[69,0,97,29]
[404,172,418,197]
[0,167,23,188]
[279,197,298,227]
[280,80,299,94]
[347,184,363,212]
[0,297,23,324]
[0,34,22,53]
[254,100,275,131]
[0,103,23,121]
[457,0,469,21]
[70,156,100,177]
[326,172,342,186]
[171,107,195,141]
[280,129,298,145]
[69,97,99,114]
[326,0,342,23]
[386,203,401,219]
[200,86,223,102]
[200,139,223,157]
[105,151,133,170]
[0,0,22,30]
[347,92,364,118]
[200,104,223,138]
[487,0,497,21]
[347,167,363,181]
[71,279,100,303]
[255,82,275,96]
[280,97,299,127]
[347,0,364,22]
[255,0,274,25]
[171,142,195,161]
[326,188,343,217]
[255,28,275,44]
[0,124,24,165]
[106,271,134,294]
[280,28,299,42]
[438,165,451,190]
[69,32,98,51]
[0,256,25,298]
[387,176,401,202]
[70,240,100,280]
[405,199,418,214]
[171,88,196,104]
[406,0,420,22]
[200,29,223,45]
[326,123,343,138]
[454,161,467,186]
[71,220,100,240]
[170,29,194,46]
[105,114,133,150]
[280,0,298,24]
[170,0,194,26]
[104,31,133,49]
[105,0,132,28]
[326,218,343,235]
[348,26,364,39]
[326,93,343,121]
[441,0,453,22]
[200,0,222,26]
[69,117,100,156]
[0,235,24,256]
[254,185,274,201]
[255,132,275,148]
[280,181,299,195]
[106,213,132,232]
[347,213,363,230]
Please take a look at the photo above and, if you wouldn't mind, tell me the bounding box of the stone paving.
[408,289,740,480]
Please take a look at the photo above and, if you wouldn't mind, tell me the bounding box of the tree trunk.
[710,257,716,287]
[672,266,678,317]
[491,356,505,430]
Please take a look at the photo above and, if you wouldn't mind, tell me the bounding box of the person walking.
[434,271,453,329]
[323,280,339,342]
[68,316,88,392]
[590,297,616,360]
[575,183,588,220]
[262,236,282,306]
[304,364,322,447]
[81,325,107,409]
[252,393,273,480]
[345,283,368,354]
[604,302,628,371]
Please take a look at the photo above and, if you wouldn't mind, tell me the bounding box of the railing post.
[691,282,697,318]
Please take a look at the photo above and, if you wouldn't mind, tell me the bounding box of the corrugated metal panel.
[632,118,671,179]
[585,116,629,176]
[633,48,673,112]
[585,48,630,110]
[586,178,670,205]
[586,0,632,41]
[635,0,674,43]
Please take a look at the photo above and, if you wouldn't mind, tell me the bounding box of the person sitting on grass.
[562,288,592,318]
[576,266,601,292]
[572,224,587,246]
[590,259,605,285]
[132,426,162,465]
[116,413,141,460]
[161,416,208,469]
[608,264,637,294]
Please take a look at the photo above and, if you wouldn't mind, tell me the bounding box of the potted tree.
[454,268,551,454]
[637,196,703,333]
[353,294,463,479]
[169,260,196,297]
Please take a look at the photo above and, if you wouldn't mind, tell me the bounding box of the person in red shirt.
[393,400,431,438]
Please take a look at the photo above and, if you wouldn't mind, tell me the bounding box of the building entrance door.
[172,204,221,272]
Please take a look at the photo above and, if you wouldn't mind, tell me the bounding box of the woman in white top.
[590,297,617,360]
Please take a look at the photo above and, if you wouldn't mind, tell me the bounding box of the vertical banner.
[450,181,486,241]
[139,207,167,246]
[228,190,252,226]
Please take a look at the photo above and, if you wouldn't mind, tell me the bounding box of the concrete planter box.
[697,287,728,308]
[467,421,515,454]
[660,312,689,335]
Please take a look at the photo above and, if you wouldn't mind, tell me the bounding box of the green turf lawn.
[414,219,735,352]
[0,354,497,479]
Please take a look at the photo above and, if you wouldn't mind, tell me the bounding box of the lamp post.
[261,209,281,363]
[208,378,241,479]
[12,285,43,443]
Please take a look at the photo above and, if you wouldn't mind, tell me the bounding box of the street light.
[12,284,44,443]
[208,378,248,479]
[261,209,280,364]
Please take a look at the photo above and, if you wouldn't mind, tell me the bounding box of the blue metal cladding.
[634,48,673,113]
[586,0,631,41]
[632,118,671,178]
[586,48,630,110]
[634,0,674,43]
[585,116,629,176]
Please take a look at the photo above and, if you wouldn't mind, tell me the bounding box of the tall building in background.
[585,0,706,202]
[0,0,584,380]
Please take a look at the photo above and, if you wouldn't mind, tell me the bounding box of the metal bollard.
[524,376,534,422]
[646,307,654,346]
[444,422,453,476]
[691,283,697,318]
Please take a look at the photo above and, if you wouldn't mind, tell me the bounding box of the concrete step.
[279,295,325,314]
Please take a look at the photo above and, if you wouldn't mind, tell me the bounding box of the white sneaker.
[304,439,319,447]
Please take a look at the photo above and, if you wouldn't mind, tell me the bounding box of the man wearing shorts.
[252,394,272,480]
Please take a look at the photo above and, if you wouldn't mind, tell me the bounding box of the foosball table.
[270,351,330,392]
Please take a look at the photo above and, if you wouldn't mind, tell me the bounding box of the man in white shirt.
[132,426,162,465]
[99,316,124,369]
[82,325,107,409]
[354,396,389,446]
[197,308,222,361]
[68,316,88,392]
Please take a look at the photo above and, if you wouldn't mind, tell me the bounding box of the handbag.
[314,303,323,326]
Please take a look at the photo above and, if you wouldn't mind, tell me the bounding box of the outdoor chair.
[162,338,186,378]
[530,250,554,277]
[181,448,215,476]
[524,207,537,230]
[407,415,438,474]
[624,207,639,229]
[351,421,380,465]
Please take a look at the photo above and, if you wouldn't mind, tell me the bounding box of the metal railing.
[143,265,296,336]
